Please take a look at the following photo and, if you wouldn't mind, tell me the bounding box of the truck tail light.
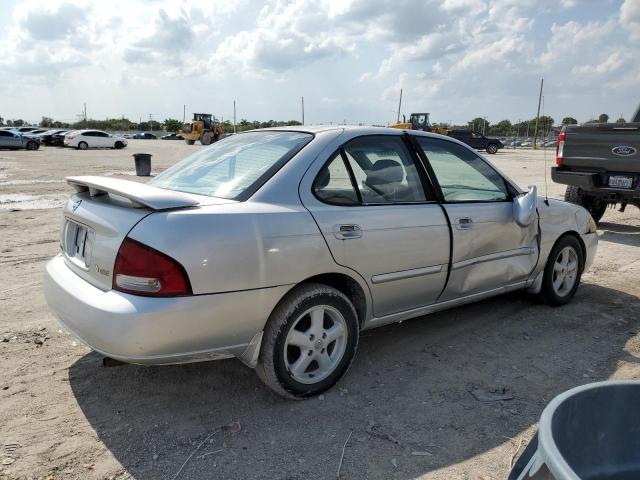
[113,237,192,296]
[556,131,565,166]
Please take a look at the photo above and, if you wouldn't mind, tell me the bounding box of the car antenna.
[542,94,550,206]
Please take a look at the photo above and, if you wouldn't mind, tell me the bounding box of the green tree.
[12,119,24,127]
[598,113,609,123]
[163,118,182,132]
[616,117,626,123]
[467,117,489,132]
[494,119,512,135]
[0,116,4,126]
[561,117,578,125]
[40,116,54,127]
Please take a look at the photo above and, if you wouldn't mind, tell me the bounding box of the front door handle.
[334,224,362,240]
[456,217,474,230]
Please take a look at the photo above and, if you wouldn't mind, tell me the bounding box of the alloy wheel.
[283,305,348,384]
[552,246,579,296]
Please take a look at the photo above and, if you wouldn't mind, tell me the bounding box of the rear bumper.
[552,168,640,200]
[551,168,598,189]
[44,254,290,365]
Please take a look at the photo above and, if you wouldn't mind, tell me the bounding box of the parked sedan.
[44,126,597,398]
[38,129,69,145]
[0,129,40,150]
[64,130,127,149]
[133,132,157,139]
[161,133,183,140]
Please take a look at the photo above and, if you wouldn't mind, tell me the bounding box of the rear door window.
[342,136,429,204]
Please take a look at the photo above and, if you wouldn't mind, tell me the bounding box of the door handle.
[456,217,474,230]
[334,224,362,240]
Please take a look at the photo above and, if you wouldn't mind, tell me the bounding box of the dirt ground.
[1,140,639,480]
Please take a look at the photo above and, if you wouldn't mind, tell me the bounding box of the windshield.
[150,131,313,200]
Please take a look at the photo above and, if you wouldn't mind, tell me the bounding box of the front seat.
[364,159,407,201]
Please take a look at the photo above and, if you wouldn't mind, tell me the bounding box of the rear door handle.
[456,217,474,230]
[334,224,362,239]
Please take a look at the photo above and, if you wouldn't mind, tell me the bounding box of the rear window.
[150,131,313,200]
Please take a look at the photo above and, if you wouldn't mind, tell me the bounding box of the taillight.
[113,238,192,296]
[556,131,565,166]
[67,135,75,140]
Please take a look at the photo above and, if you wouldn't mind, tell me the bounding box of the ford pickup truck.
[551,106,640,222]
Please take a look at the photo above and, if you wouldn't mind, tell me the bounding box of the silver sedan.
[44,126,598,398]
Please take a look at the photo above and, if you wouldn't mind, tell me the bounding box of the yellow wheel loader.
[179,113,225,145]
[391,113,448,135]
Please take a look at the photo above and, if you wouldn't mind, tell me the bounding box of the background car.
[0,130,40,150]
[447,129,504,154]
[161,133,183,140]
[64,130,127,150]
[44,126,597,399]
[132,132,157,139]
[38,129,69,145]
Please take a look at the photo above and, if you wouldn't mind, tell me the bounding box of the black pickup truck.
[551,106,640,222]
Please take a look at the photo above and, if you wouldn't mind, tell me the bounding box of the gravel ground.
[1,140,639,480]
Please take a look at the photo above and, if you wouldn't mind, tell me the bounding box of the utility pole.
[301,96,305,125]
[233,100,236,134]
[533,77,544,149]
[396,89,403,124]
[83,102,87,127]
[183,104,185,124]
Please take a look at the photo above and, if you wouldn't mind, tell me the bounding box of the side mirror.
[513,185,537,227]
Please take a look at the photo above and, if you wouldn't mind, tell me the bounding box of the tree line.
[0,115,302,133]
[439,113,627,137]
[0,113,627,136]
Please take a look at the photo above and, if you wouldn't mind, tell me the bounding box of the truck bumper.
[551,168,598,190]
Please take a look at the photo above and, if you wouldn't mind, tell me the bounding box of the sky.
[0,0,638,126]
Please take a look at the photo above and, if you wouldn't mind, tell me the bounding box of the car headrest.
[316,167,330,189]
[366,159,404,185]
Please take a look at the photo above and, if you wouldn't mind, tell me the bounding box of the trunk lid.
[61,176,234,291]
[563,123,640,172]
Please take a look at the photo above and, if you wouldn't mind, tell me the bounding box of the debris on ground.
[469,387,514,402]
[366,421,400,445]
[391,457,398,468]
[411,450,433,456]
[222,421,241,434]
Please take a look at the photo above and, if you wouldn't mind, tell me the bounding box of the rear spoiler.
[66,176,202,210]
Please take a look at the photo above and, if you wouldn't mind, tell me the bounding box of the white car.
[64,130,127,150]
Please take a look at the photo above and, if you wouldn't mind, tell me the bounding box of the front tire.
[256,283,359,399]
[564,186,607,223]
[185,139,195,145]
[200,132,212,145]
[114,141,124,149]
[540,235,584,306]
[26,141,38,150]
[486,143,498,154]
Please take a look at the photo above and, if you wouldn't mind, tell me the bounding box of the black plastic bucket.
[509,381,640,479]
[133,153,152,176]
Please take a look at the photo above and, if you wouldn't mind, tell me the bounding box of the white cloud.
[0,0,637,125]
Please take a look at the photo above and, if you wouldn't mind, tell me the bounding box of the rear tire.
[185,139,195,145]
[540,235,584,306]
[77,141,88,150]
[564,186,606,223]
[256,283,359,399]
[486,143,498,154]
[200,132,212,145]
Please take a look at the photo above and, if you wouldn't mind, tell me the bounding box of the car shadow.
[69,283,640,480]
[599,222,640,248]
